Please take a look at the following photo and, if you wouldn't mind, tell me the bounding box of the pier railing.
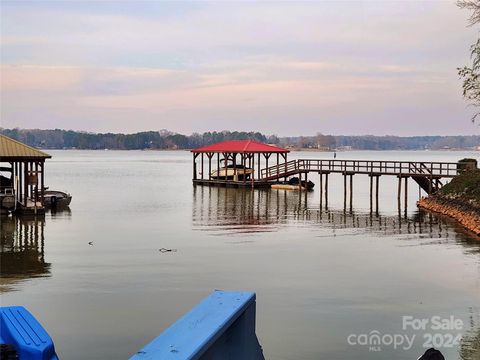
[260,159,459,180]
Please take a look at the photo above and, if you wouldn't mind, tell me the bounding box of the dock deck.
[195,159,460,193]
[260,159,459,180]
[193,179,273,188]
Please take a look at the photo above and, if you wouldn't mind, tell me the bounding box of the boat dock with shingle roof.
[0,134,51,215]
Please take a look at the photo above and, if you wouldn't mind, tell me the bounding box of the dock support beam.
[276,153,279,183]
[24,161,28,205]
[343,173,353,212]
[319,172,323,207]
[397,176,403,217]
[397,176,402,207]
[257,153,261,181]
[41,161,45,204]
[369,175,373,213]
[349,174,353,213]
[397,176,409,218]
[404,176,408,217]
[207,153,213,180]
[324,173,329,209]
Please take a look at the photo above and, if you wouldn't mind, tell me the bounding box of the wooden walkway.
[261,159,458,179]
[193,158,461,215]
[260,159,458,194]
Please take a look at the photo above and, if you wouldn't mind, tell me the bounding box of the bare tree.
[458,0,480,25]
[458,0,480,123]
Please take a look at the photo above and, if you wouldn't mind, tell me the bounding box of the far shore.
[41,147,480,152]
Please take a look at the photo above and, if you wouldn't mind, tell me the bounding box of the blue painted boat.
[0,306,59,360]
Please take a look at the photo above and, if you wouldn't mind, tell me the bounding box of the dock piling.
[369,175,373,213]
[325,173,329,209]
[349,174,353,213]
[404,176,408,217]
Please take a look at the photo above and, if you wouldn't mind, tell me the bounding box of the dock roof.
[0,134,51,161]
[191,140,289,154]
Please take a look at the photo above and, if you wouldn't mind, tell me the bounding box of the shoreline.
[40,148,480,152]
[417,196,480,237]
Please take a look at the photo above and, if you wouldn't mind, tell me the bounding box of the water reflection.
[0,216,51,292]
[192,186,480,252]
[192,186,480,359]
[49,206,72,218]
[459,309,480,360]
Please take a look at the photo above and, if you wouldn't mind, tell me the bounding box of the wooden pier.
[191,141,464,215]
[260,158,460,215]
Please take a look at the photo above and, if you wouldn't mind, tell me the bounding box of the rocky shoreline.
[417,196,480,236]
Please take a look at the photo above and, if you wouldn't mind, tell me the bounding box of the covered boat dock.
[0,134,51,215]
[191,140,290,188]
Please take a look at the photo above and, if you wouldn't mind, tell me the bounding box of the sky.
[1,0,479,136]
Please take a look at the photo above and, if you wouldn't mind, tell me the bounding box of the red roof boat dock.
[191,140,290,188]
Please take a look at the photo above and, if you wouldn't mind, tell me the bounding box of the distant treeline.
[1,128,479,151]
[0,129,271,150]
[334,135,480,150]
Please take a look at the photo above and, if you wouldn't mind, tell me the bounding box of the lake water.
[1,150,480,360]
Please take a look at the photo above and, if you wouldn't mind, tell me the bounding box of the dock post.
[193,157,197,180]
[343,173,347,210]
[369,175,373,214]
[208,153,213,180]
[201,153,204,180]
[349,174,353,213]
[243,154,247,185]
[404,176,408,217]
[224,153,228,182]
[251,154,255,181]
[319,172,323,207]
[24,161,28,205]
[276,153,279,183]
[375,175,379,215]
[233,154,237,182]
[35,162,39,203]
[325,173,329,209]
[40,161,45,205]
[397,176,402,208]
[257,153,261,181]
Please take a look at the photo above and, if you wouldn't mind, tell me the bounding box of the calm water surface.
[1,150,480,360]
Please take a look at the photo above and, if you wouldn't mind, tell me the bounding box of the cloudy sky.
[1,1,478,136]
